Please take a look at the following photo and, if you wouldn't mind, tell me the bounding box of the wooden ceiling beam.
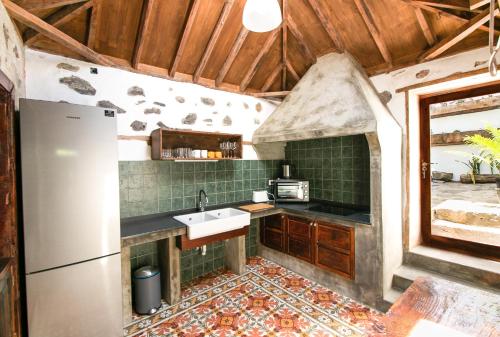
[240,29,279,91]
[282,0,287,90]
[406,0,499,34]
[3,0,113,66]
[261,63,283,92]
[86,0,100,48]
[286,59,300,81]
[470,0,490,10]
[23,1,93,46]
[193,0,234,83]
[414,7,437,46]
[305,0,344,51]
[413,0,481,12]
[252,91,291,97]
[16,0,88,11]
[354,0,392,65]
[132,0,155,69]
[419,7,497,61]
[169,0,201,78]
[286,14,315,62]
[215,26,249,87]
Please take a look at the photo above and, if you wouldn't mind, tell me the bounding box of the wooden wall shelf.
[151,129,243,160]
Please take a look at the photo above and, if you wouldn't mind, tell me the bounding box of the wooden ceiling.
[3,0,498,97]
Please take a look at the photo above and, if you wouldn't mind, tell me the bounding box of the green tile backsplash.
[119,160,279,218]
[285,135,371,207]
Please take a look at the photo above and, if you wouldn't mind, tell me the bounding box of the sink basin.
[174,208,250,239]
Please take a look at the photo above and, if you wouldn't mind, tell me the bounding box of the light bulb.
[243,0,282,33]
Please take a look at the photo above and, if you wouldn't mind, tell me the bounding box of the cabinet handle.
[309,222,313,227]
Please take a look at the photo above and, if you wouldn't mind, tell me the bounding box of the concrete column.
[121,246,132,324]
[224,235,246,274]
[158,236,181,304]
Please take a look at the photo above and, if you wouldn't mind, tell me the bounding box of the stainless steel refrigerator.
[19,99,122,337]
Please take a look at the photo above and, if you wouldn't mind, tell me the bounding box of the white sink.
[174,208,251,239]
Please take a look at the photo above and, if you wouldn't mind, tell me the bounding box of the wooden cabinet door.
[314,222,355,279]
[286,216,313,263]
[260,214,285,252]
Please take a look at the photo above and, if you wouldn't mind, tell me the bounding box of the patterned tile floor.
[125,257,386,337]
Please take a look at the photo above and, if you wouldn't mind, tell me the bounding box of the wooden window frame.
[419,81,500,261]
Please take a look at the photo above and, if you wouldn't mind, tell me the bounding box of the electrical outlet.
[268,179,275,186]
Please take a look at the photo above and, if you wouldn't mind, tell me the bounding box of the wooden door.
[315,221,355,279]
[286,216,313,263]
[260,214,286,252]
[0,71,19,337]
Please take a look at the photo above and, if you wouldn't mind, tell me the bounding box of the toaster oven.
[274,179,309,202]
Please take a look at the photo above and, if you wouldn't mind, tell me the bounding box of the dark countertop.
[121,200,371,242]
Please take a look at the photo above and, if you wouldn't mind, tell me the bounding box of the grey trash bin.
[133,266,161,315]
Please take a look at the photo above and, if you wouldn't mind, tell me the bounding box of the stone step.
[403,246,499,291]
[432,219,500,246]
[392,264,499,295]
[433,199,500,228]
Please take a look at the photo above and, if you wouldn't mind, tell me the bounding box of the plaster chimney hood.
[253,52,383,144]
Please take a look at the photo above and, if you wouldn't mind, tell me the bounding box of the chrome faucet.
[198,189,208,212]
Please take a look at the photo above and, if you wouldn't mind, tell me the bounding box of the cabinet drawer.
[316,245,353,278]
[263,229,285,252]
[316,223,352,252]
[287,236,312,262]
[264,214,284,231]
[287,216,312,238]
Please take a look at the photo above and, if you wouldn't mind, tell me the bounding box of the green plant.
[464,125,500,173]
[456,154,482,184]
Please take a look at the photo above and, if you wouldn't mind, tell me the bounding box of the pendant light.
[243,0,282,33]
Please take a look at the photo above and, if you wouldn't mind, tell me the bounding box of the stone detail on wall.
[201,97,215,106]
[144,107,161,114]
[128,86,145,96]
[223,115,232,126]
[474,60,487,67]
[59,76,96,95]
[227,102,231,107]
[3,24,9,47]
[379,90,392,105]
[416,69,430,79]
[154,101,166,107]
[13,46,19,58]
[136,100,146,105]
[131,120,147,131]
[256,103,262,112]
[203,118,213,126]
[212,111,218,114]
[97,100,126,114]
[57,62,79,72]
[182,113,197,125]
[157,121,167,128]
[175,96,185,103]
[254,118,260,125]
[243,102,249,109]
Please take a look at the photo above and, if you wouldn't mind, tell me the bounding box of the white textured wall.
[25,49,280,161]
[0,1,25,102]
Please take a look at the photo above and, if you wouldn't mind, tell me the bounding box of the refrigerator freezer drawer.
[26,254,122,337]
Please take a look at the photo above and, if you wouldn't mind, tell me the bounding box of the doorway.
[419,82,500,261]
